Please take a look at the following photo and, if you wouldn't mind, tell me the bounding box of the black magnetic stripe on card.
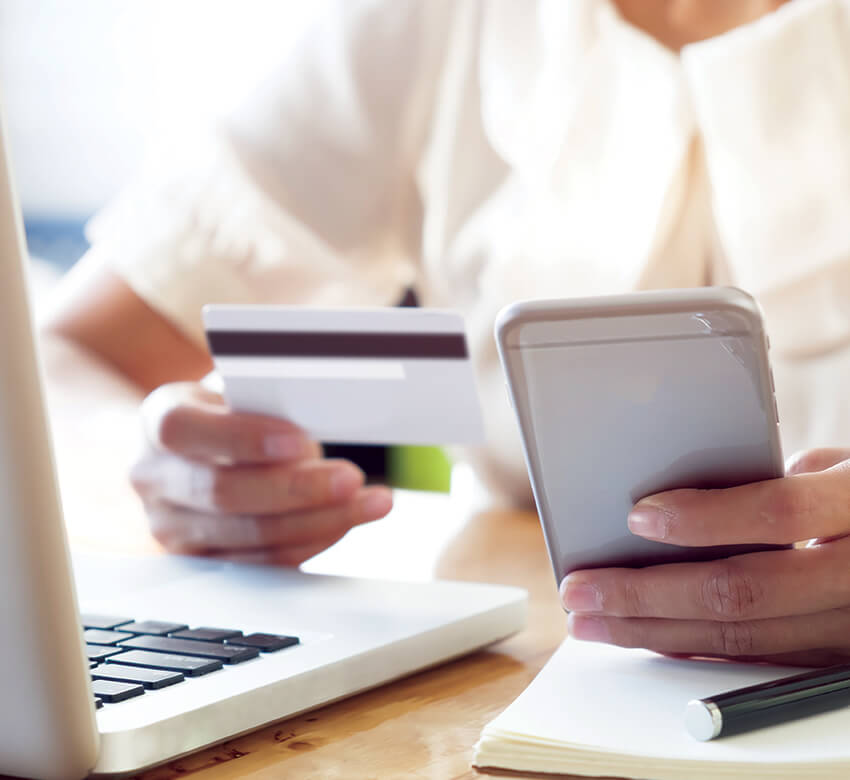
[206,330,469,359]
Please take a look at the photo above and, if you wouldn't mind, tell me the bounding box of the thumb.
[785,448,850,476]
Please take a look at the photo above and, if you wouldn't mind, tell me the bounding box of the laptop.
[0,103,527,779]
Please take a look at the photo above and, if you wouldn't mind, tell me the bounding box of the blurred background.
[0,0,329,270]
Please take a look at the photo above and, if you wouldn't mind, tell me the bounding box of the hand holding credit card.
[203,305,485,446]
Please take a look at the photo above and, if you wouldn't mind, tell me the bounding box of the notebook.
[0,95,527,780]
[473,637,850,779]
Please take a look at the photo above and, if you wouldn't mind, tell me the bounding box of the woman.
[44,0,850,665]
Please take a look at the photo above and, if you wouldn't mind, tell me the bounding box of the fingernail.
[330,467,363,499]
[568,614,612,643]
[560,576,603,612]
[358,489,393,519]
[264,434,304,459]
[628,503,668,539]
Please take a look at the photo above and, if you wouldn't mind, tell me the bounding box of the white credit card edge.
[218,363,486,445]
[202,305,465,334]
[223,395,485,445]
[215,357,407,380]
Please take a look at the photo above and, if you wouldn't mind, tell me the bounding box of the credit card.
[202,305,485,446]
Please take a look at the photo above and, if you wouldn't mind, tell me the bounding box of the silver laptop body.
[0,101,526,780]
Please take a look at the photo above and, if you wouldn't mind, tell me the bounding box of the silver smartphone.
[496,287,785,582]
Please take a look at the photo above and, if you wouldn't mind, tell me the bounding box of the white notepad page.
[474,638,850,779]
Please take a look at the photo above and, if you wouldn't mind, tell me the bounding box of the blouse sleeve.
[84,0,452,346]
[682,0,850,358]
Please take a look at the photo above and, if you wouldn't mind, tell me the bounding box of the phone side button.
[773,397,780,424]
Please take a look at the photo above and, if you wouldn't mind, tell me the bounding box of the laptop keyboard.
[81,613,299,708]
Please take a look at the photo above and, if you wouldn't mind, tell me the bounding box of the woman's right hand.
[131,381,393,565]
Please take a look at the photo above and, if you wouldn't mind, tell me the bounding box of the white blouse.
[85,0,850,505]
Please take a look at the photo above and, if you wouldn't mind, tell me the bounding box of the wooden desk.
[146,510,567,779]
[51,419,571,779]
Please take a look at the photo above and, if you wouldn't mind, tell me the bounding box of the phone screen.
[513,327,782,576]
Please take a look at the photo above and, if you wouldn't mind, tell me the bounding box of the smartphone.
[496,287,785,583]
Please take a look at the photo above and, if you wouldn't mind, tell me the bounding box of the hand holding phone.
[497,287,784,581]
[499,288,850,665]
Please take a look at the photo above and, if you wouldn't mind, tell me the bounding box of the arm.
[44,261,213,394]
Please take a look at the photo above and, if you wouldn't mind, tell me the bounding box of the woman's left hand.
[561,448,850,667]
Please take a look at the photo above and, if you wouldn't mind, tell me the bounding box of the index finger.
[627,462,850,546]
[144,383,320,464]
[561,539,850,622]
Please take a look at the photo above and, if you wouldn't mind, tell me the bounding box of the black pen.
[685,663,850,741]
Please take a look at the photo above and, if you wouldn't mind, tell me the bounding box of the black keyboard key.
[84,629,134,646]
[95,663,184,690]
[115,650,223,677]
[170,627,243,642]
[227,633,300,652]
[120,620,188,636]
[80,614,133,630]
[85,644,127,662]
[91,679,145,703]
[118,635,259,664]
